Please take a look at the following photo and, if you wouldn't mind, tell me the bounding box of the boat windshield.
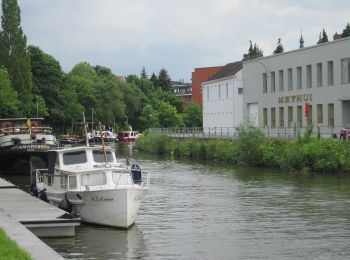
[93,150,114,163]
[63,151,87,165]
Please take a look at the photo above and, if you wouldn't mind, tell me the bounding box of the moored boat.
[34,145,149,228]
[0,118,58,174]
[117,131,140,142]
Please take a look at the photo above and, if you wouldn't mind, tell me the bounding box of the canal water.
[3,143,350,259]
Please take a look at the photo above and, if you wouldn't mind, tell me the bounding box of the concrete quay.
[0,177,81,259]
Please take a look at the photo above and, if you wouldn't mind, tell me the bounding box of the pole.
[83,113,89,146]
[91,108,94,133]
[99,122,108,164]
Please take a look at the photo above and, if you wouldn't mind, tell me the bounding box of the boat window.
[68,175,77,189]
[81,173,107,186]
[63,151,87,165]
[93,150,114,163]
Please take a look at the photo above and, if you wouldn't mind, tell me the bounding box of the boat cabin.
[117,131,138,142]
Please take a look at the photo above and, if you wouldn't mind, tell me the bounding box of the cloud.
[17,0,350,81]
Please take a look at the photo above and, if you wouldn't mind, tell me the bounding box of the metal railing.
[150,126,344,140]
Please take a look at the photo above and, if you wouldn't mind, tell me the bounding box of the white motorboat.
[34,145,149,228]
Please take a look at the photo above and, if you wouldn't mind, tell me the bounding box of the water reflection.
[42,224,148,260]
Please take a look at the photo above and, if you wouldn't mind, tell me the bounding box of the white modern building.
[243,36,350,137]
[202,61,243,134]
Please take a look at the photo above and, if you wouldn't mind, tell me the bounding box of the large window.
[328,103,334,127]
[288,106,293,127]
[317,104,323,125]
[297,105,302,127]
[279,70,284,91]
[316,63,323,87]
[271,71,275,93]
[263,73,267,94]
[226,83,229,98]
[306,65,312,88]
[93,150,114,163]
[288,68,293,90]
[279,107,284,127]
[297,66,302,89]
[327,61,334,86]
[341,58,350,84]
[63,151,87,165]
[263,108,268,127]
[271,108,276,128]
[218,84,221,99]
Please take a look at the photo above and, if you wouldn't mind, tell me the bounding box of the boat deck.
[0,177,80,237]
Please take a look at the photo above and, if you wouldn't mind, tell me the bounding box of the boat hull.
[47,188,148,229]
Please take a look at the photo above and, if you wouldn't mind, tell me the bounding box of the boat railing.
[0,126,53,135]
[35,168,150,192]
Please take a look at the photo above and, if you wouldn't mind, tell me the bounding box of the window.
[309,105,313,125]
[63,151,87,165]
[288,68,293,90]
[263,73,267,94]
[238,87,243,94]
[288,106,293,127]
[297,66,302,89]
[263,108,268,127]
[218,84,221,99]
[271,71,275,93]
[297,105,302,127]
[68,176,77,190]
[271,108,276,128]
[279,70,284,91]
[317,104,323,125]
[327,61,334,86]
[316,63,323,87]
[81,173,107,186]
[306,65,312,88]
[93,150,114,163]
[328,103,334,127]
[226,83,229,98]
[341,58,350,84]
[279,107,284,127]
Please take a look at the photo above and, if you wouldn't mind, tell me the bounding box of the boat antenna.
[99,122,108,164]
[83,113,89,147]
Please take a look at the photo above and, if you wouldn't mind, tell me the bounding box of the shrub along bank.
[135,126,350,173]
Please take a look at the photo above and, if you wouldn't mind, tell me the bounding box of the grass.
[0,228,32,260]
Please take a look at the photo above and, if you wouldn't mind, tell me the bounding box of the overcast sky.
[15,0,350,82]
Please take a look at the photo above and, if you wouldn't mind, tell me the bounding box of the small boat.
[59,134,80,145]
[34,145,149,228]
[91,130,118,143]
[0,118,58,174]
[117,131,140,142]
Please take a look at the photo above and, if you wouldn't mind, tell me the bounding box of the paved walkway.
[0,212,64,260]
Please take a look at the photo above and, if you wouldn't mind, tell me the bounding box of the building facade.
[171,81,192,106]
[191,66,223,107]
[202,61,243,133]
[243,37,350,136]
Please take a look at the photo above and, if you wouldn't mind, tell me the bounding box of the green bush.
[235,125,266,166]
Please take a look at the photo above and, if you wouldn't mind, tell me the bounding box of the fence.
[150,126,343,140]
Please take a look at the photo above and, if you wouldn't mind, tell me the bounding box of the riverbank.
[135,126,350,173]
[0,228,32,260]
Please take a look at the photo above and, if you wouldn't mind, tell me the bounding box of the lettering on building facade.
[278,94,313,103]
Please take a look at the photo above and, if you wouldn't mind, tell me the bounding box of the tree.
[317,29,329,44]
[140,66,148,79]
[247,40,263,58]
[139,104,159,130]
[158,68,171,91]
[341,23,350,38]
[28,45,64,118]
[183,102,202,127]
[150,72,158,87]
[158,101,183,127]
[273,38,284,54]
[0,0,32,115]
[0,67,20,117]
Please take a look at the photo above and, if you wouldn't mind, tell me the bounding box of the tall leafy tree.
[158,68,171,91]
[0,0,32,115]
[183,102,202,127]
[247,40,263,58]
[341,23,350,38]
[273,38,284,54]
[318,29,329,43]
[140,66,148,79]
[0,67,20,117]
